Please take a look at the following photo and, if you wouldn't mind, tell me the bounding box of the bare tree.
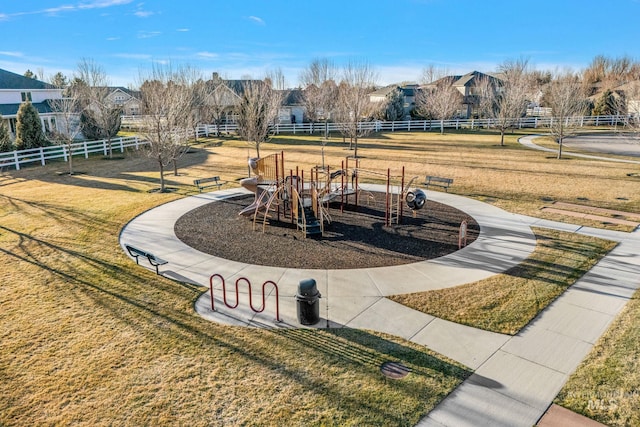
[333,61,378,158]
[138,63,197,191]
[477,58,533,146]
[623,81,640,138]
[267,67,287,91]
[419,64,451,85]
[75,58,122,158]
[300,59,338,129]
[47,92,83,175]
[415,76,462,134]
[197,73,234,137]
[544,71,589,159]
[235,78,282,158]
[300,59,339,167]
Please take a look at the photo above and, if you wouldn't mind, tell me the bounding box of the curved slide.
[238,177,270,216]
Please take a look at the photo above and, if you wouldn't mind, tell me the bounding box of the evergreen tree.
[0,115,13,152]
[24,69,37,79]
[15,102,47,150]
[378,87,406,121]
[592,90,618,116]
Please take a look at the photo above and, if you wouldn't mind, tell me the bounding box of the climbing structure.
[239,151,427,238]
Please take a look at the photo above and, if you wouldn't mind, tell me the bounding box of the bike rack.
[209,274,281,322]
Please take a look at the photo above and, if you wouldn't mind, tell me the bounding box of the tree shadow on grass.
[1,222,470,425]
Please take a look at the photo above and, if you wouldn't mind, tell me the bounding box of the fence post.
[40,147,46,166]
[14,151,20,170]
[84,141,89,158]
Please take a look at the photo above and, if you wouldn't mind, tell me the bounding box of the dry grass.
[1,128,639,425]
[554,290,640,426]
[389,228,616,335]
[0,147,468,426]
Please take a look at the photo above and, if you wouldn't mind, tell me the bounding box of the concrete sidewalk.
[119,185,640,427]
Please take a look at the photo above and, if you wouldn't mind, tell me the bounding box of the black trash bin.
[296,279,321,325]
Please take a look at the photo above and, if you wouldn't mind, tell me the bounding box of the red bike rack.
[209,274,281,322]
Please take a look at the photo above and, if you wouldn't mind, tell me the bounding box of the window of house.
[21,92,33,102]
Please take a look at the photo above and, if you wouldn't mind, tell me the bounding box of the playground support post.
[399,166,405,224]
[385,168,391,226]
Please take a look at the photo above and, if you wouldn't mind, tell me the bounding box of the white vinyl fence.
[1,115,631,171]
[195,114,630,136]
[0,136,145,171]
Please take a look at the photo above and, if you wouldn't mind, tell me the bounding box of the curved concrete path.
[120,177,640,426]
[518,134,640,164]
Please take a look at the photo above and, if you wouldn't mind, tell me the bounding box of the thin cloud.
[197,52,219,59]
[113,53,152,60]
[247,15,265,25]
[177,28,190,32]
[137,31,161,39]
[0,51,24,57]
[134,10,154,17]
[3,0,134,19]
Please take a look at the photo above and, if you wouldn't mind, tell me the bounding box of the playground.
[175,152,478,269]
[3,130,640,426]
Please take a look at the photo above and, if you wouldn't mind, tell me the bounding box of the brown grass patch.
[388,228,616,335]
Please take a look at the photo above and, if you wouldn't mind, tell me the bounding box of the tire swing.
[405,188,426,211]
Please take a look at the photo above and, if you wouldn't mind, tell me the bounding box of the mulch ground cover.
[175,192,479,269]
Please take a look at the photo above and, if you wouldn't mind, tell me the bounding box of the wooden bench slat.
[193,176,227,192]
[424,175,453,192]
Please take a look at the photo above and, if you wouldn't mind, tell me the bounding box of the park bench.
[193,176,227,192]
[424,176,454,192]
[125,244,168,275]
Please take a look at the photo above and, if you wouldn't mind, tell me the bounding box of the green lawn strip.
[0,167,468,426]
[554,290,640,427]
[389,228,616,335]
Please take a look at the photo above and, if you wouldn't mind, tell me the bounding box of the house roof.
[281,89,305,105]
[422,71,501,89]
[107,86,141,98]
[0,102,54,117]
[369,84,418,99]
[0,68,55,90]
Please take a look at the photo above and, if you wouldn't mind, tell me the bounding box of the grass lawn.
[389,228,617,335]
[554,288,640,427]
[1,128,639,425]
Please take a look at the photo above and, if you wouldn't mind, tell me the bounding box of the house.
[105,87,141,116]
[279,89,305,124]
[369,84,418,119]
[202,73,304,124]
[420,71,502,118]
[0,68,64,136]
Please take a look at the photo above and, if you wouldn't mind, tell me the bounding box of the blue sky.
[2,0,640,88]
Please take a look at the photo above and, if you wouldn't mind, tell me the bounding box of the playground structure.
[239,152,427,238]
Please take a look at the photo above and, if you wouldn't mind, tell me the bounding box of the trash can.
[296,279,321,325]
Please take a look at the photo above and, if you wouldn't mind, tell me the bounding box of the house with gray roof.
[369,84,418,119]
[420,71,501,118]
[0,68,64,137]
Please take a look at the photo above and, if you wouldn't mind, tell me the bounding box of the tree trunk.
[68,143,74,175]
[159,159,165,192]
[557,137,563,159]
[354,136,358,158]
[500,130,505,146]
[173,159,178,176]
